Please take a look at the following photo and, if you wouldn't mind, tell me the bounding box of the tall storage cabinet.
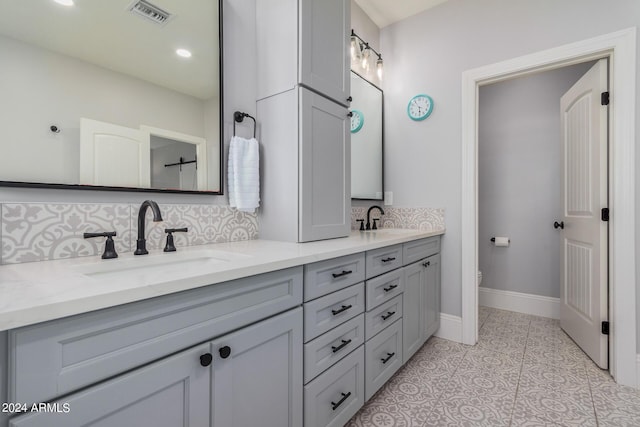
[256,0,351,242]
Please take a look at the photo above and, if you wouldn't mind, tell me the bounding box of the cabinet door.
[424,254,441,340]
[299,88,350,242]
[402,261,425,364]
[10,344,211,427]
[299,0,350,105]
[212,308,303,427]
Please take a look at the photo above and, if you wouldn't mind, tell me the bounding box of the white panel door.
[80,118,150,187]
[559,59,608,368]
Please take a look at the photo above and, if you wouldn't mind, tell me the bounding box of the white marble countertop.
[0,228,444,331]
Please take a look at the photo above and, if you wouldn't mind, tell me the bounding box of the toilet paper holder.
[490,237,510,244]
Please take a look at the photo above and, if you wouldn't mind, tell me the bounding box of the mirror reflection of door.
[80,119,207,190]
[79,118,150,188]
[350,71,383,200]
[150,138,198,191]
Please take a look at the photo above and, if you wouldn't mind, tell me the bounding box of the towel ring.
[233,111,256,138]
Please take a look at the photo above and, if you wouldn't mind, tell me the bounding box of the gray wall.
[379,0,640,347]
[478,63,594,298]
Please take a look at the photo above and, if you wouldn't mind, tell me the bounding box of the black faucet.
[366,205,385,230]
[134,200,163,255]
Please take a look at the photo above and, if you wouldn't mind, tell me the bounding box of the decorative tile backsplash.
[351,207,445,231]
[1,203,258,264]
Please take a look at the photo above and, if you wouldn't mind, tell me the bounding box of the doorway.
[460,28,637,386]
[477,60,608,368]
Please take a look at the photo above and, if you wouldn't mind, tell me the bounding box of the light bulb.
[361,47,371,70]
[350,36,358,60]
[54,0,74,5]
[376,58,383,80]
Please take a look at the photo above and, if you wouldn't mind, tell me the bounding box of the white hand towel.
[228,135,260,213]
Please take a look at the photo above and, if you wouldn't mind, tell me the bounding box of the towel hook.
[233,111,256,138]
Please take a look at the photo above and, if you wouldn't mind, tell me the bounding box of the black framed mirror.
[0,0,223,194]
[350,71,383,200]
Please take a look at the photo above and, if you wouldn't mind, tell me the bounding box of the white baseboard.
[435,313,462,343]
[636,354,640,389]
[479,287,560,319]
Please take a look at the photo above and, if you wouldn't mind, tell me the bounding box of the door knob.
[553,221,564,229]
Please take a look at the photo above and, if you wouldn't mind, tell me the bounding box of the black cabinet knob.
[200,353,213,367]
[347,96,353,102]
[219,346,231,359]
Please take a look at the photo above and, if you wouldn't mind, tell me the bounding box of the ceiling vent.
[128,0,174,26]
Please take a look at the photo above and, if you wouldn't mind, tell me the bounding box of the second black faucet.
[366,205,385,230]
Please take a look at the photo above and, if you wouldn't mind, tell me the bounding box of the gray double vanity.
[0,230,441,427]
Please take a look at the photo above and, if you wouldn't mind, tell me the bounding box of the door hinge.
[601,208,609,222]
[601,321,609,335]
[601,91,610,106]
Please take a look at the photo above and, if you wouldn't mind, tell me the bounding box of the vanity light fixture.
[350,30,383,79]
[54,0,74,6]
[176,48,192,58]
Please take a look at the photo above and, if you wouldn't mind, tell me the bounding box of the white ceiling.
[0,0,219,100]
[354,0,450,28]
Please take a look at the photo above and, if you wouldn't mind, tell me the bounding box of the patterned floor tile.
[476,332,527,359]
[519,362,589,393]
[350,307,639,427]
[513,386,596,426]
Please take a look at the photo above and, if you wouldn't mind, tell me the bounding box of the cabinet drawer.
[304,314,365,384]
[9,267,302,405]
[304,283,365,342]
[365,319,403,401]
[403,236,440,265]
[365,268,403,310]
[304,253,365,302]
[365,295,403,341]
[365,244,403,279]
[304,346,365,427]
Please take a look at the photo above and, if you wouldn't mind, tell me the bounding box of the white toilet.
[477,271,483,286]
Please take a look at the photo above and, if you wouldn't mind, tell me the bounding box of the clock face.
[407,94,434,121]
[350,109,364,133]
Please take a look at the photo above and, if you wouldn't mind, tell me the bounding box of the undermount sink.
[366,228,417,235]
[72,249,250,280]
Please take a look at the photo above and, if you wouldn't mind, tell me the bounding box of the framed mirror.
[350,71,383,200]
[0,0,223,194]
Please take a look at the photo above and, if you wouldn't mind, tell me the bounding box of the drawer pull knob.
[381,352,396,364]
[331,339,352,353]
[219,346,231,359]
[332,270,353,278]
[383,284,398,292]
[381,311,396,321]
[423,261,431,268]
[331,304,353,316]
[331,391,352,411]
[199,353,213,367]
[381,257,396,263]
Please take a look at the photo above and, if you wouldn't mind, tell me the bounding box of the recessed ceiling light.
[176,49,192,58]
[54,0,75,6]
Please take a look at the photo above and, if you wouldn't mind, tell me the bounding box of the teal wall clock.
[350,109,364,133]
[407,94,434,121]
